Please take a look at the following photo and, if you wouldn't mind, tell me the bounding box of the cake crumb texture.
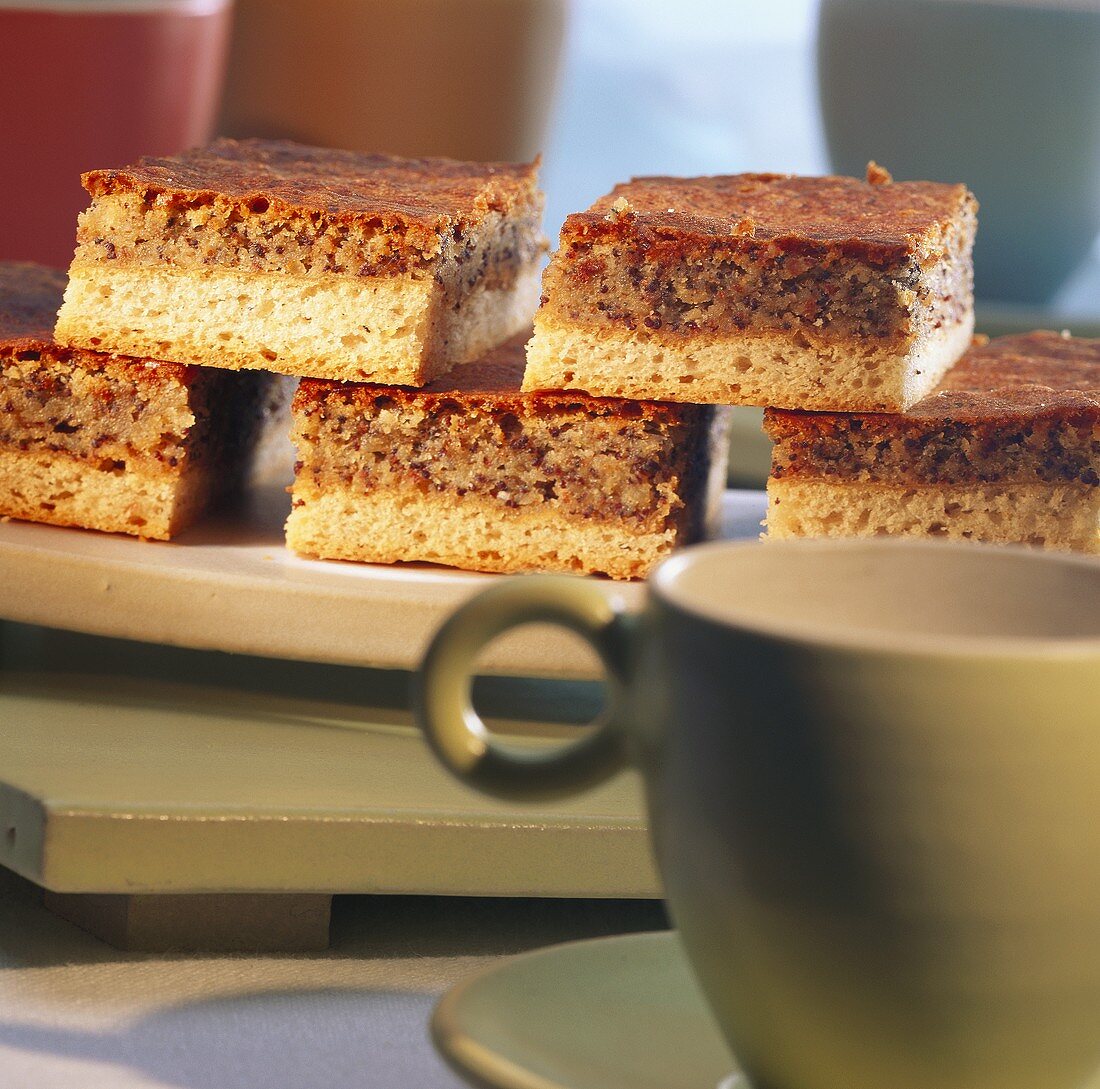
[525,170,976,411]
[56,262,541,385]
[765,332,1100,486]
[56,139,547,384]
[764,332,1100,553]
[1,260,283,538]
[287,337,729,579]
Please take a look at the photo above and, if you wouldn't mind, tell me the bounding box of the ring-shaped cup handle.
[413,576,636,801]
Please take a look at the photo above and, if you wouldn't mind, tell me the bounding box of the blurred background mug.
[0,0,233,269]
[416,540,1100,1089]
[817,0,1100,305]
[219,0,567,163]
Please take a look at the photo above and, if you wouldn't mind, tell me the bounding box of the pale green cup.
[817,0,1100,304]
[415,539,1100,1089]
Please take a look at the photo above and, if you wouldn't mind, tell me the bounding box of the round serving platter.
[0,486,766,679]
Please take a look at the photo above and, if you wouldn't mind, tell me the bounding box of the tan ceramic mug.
[415,539,1100,1089]
[220,0,566,163]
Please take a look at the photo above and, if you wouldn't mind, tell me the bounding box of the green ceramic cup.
[414,539,1100,1089]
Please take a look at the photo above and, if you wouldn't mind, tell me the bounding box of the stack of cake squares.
[5,140,1096,565]
[7,138,728,578]
[2,138,548,544]
[525,164,1097,554]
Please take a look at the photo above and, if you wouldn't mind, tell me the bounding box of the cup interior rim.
[651,538,1100,659]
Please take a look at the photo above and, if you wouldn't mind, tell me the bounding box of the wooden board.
[0,671,657,899]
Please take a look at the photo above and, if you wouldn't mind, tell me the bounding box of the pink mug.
[0,0,233,269]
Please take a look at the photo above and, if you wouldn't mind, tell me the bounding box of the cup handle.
[413,576,637,800]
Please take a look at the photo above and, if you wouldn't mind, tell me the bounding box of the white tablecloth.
[0,869,665,1089]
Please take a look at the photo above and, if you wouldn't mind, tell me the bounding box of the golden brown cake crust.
[83,138,540,239]
[0,260,192,385]
[293,334,689,425]
[925,331,1100,419]
[562,172,973,266]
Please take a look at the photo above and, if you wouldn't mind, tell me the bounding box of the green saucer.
[431,931,740,1089]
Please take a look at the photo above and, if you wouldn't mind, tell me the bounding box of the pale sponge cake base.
[0,447,206,539]
[766,479,1100,554]
[56,263,542,385]
[286,484,687,579]
[523,312,975,412]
